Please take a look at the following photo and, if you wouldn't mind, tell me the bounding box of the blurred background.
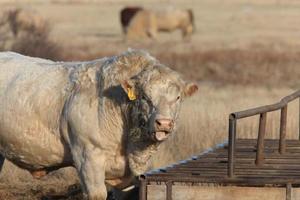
[1,0,300,199]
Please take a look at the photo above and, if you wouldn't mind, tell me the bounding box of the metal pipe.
[280,106,288,154]
[231,90,300,119]
[228,116,236,178]
[166,181,172,200]
[232,103,283,119]
[286,183,292,200]
[139,177,147,200]
[255,113,267,166]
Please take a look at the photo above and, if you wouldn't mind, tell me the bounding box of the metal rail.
[228,90,300,177]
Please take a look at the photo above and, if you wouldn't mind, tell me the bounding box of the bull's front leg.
[72,147,107,200]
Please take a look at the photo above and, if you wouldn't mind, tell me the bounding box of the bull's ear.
[121,80,137,101]
[183,82,198,97]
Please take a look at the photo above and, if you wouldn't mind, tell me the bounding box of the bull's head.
[122,64,198,142]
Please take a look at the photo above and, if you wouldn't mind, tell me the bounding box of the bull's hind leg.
[0,154,4,173]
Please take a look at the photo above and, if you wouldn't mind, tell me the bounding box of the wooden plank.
[190,154,300,161]
[169,161,300,167]
[197,149,300,155]
[206,148,300,154]
[235,139,300,145]
[169,164,300,171]
[182,158,300,165]
[167,166,300,173]
[149,168,300,177]
[144,175,300,185]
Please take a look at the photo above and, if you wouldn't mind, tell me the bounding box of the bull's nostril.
[156,119,174,130]
[155,119,162,126]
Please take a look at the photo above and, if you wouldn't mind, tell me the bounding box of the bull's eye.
[139,118,146,127]
[176,96,181,101]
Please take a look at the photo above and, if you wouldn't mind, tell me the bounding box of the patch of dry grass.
[156,47,300,87]
[58,45,300,90]
[0,8,63,60]
[10,25,63,60]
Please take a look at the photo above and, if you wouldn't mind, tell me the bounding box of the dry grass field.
[1,0,300,199]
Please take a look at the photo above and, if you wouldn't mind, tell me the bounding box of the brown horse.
[126,7,195,40]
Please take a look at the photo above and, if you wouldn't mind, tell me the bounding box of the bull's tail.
[187,9,195,29]
[0,154,4,173]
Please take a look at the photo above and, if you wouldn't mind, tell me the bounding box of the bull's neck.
[125,105,160,176]
[127,133,160,176]
[97,57,160,175]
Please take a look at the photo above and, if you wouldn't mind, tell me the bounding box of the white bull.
[0,50,198,199]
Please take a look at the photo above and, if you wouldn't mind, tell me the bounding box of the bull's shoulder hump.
[0,51,56,64]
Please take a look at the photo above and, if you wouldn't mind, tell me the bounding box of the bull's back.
[0,52,72,170]
[155,9,189,30]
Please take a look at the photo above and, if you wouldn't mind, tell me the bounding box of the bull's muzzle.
[155,119,174,131]
[153,119,174,141]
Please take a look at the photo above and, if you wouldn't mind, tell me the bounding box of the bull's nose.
[155,119,174,131]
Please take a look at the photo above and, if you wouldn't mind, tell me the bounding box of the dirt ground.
[1,0,300,199]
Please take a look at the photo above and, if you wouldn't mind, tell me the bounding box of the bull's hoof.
[30,170,47,179]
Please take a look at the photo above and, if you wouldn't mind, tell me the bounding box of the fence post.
[286,183,292,200]
[139,177,147,200]
[166,181,173,200]
[299,98,300,140]
[255,113,267,166]
[228,115,236,178]
[279,105,288,154]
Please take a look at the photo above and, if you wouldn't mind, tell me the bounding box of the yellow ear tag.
[128,88,136,101]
